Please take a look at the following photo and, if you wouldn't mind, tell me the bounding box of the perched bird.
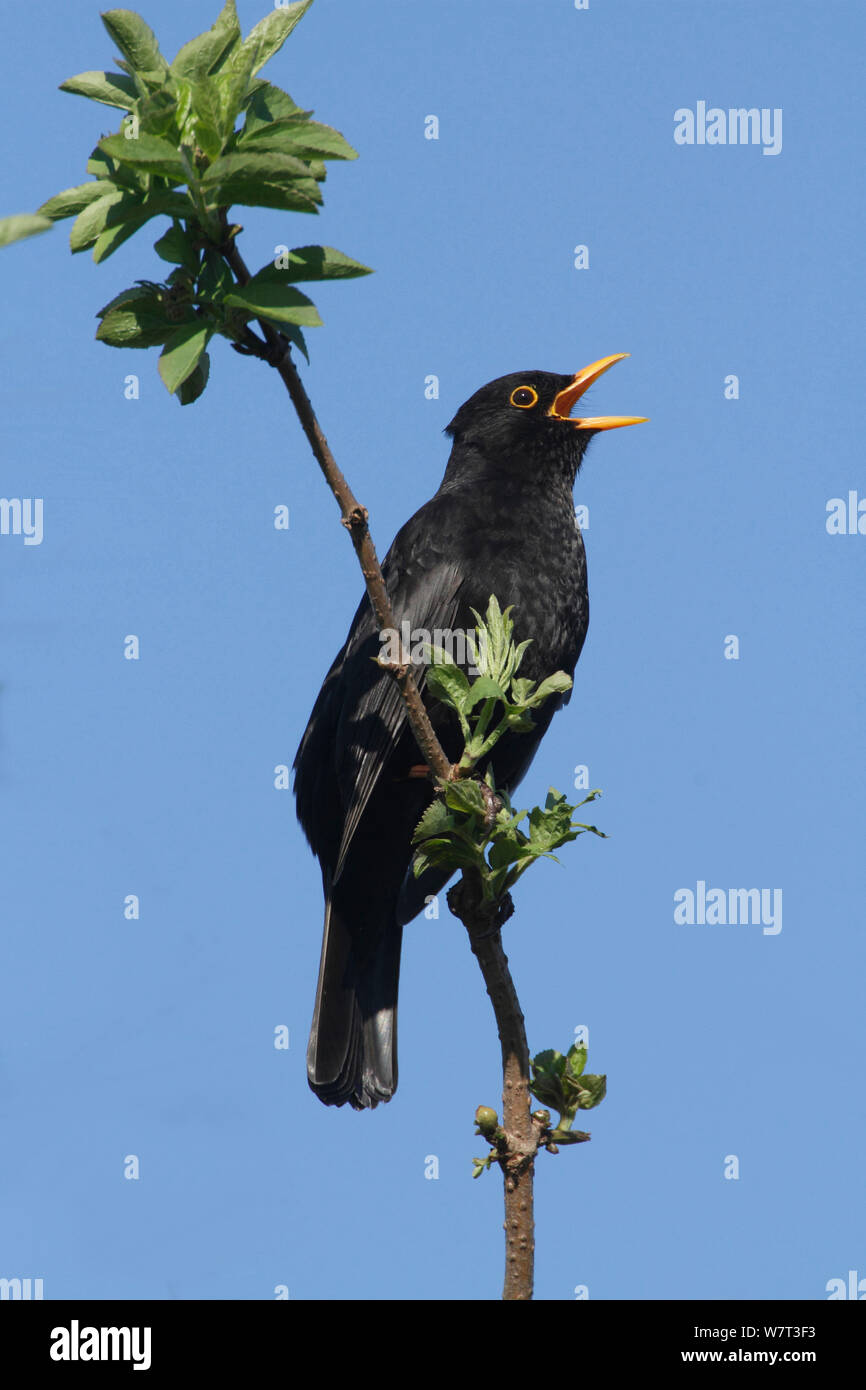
[294,354,646,1109]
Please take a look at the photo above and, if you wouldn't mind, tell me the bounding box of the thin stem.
[217,223,453,784]
[448,874,536,1301]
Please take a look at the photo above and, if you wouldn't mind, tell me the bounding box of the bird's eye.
[510,385,538,409]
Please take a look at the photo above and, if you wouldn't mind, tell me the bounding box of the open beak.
[549,353,648,431]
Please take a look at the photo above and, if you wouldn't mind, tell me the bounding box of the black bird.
[294,354,646,1109]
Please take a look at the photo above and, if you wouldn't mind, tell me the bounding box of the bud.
[475,1105,498,1136]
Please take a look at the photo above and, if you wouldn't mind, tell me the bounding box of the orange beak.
[549,353,648,431]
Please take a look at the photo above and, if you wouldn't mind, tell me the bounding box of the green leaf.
[549,1129,591,1146]
[241,82,306,138]
[97,282,158,316]
[158,322,211,394]
[237,252,370,318]
[411,837,480,873]
[154,223,199,271]
[69,189,138,252]
[197,248,234,301]
[98,131,187,182]
[529,1050,567,1110]
[202,151,322,213]
[532,1049,565,1078]
[411,851,433,878]
[282,323,309,363]
[304,157,327,184]
[213,39,260,138]
[487,833,533,871]
[263,245,372,283]
[443,780,488,818]
[494,798,526,832]
[0,213,53,248]
[183,80,226,159]
[463,676,507,713]
[526,806,578,856]
[59,70,138,109]
[425,660,471,712]
[69,187,189,257]
[223,281,321,327]
[111,57,166,101]
[509,677,534,706]
[96,288,176,348]
[512,638,533,672]
[86,143,145,191]
[112,57,142,90]
[96,307,170,348]
[91,193,192,262]
[571,1074,607,1111]
[203,149,316,187]
[171,0,241,79]
[412,799,454,844]
[531,671,573,704]
[566,1043,587,1079]
[241,0,314,78]
[136,88,178,138]
[101,10,168,78]
[241,115,357,161]
[91,220,142,263]
[177,350,211,405]
[471,595,506,651]
[37,181,118,222]
[467,595,530,688]
[212,178,321,215]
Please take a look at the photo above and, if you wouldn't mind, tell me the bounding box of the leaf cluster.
[411,597,606,901]
[471,1045,606,1174]
[414,779,604,904]
[0,2,371,401]
[529,1044,606,1143]
[424,595,574,773]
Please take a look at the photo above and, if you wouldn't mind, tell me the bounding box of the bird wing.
[332,554,465,882]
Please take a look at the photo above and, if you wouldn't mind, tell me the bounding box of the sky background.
[1,0,864,1301]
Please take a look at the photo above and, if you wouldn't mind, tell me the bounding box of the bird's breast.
[443,489,589,682]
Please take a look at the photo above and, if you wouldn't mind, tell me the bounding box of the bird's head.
[444,354,647,486]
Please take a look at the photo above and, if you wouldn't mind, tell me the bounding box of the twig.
[217,223,454,784]
[448,872,536,1301]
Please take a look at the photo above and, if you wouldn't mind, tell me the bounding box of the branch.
[447,872,537,1301]
[218,222,454,785]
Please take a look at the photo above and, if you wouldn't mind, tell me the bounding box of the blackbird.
[294,354,645,1109]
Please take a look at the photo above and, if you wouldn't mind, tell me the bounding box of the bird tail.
[306,888,402,1110]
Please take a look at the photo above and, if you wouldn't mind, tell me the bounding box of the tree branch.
[217,223,454,785]
[448,872,537,1301]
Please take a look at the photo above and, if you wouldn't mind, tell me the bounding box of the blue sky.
[1,0,863,1300]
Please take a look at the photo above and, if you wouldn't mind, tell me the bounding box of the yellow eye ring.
[509,385,538,409]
